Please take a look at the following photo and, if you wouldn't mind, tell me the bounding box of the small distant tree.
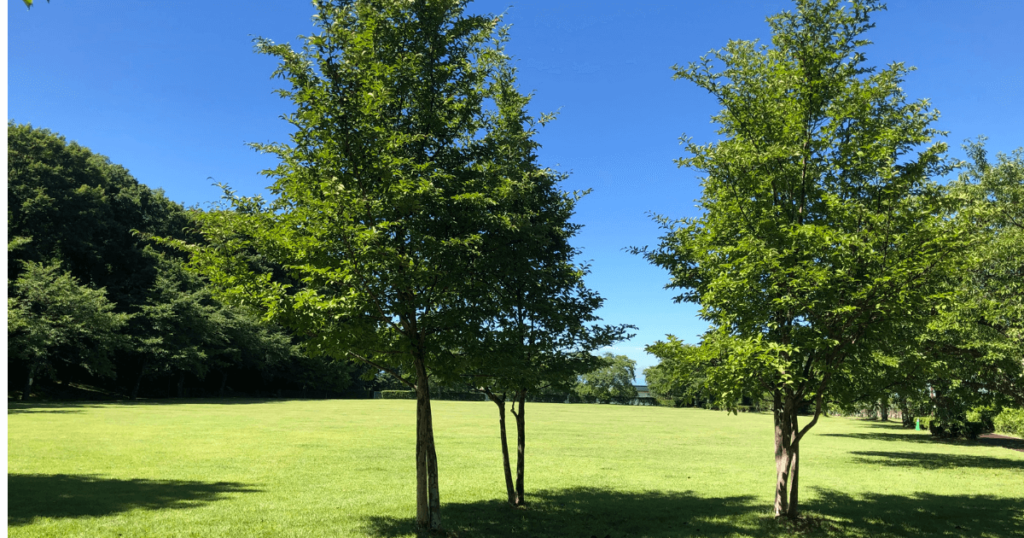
[574,353,638,404]
[638,0,966,518]
[8,261,129,400]
[645,337,709,405]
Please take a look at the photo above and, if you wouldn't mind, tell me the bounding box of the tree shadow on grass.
[364,487,1024,538]
[806,488,1024,538]
[823,431,1024,453]
[364,488,765,538]
[851,450,1024,471]
[7,408,85,415]
[820,431,938,445]
[7,399,307,414]
[8,474,260,527]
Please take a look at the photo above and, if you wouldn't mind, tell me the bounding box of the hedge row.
[380,390,487,401]
[379,391,661,406]
[994,408,1024,438]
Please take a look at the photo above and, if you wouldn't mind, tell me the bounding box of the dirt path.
[978,432,1024,453]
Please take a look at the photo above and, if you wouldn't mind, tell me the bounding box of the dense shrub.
[966,405,999,433]
[929,418,985,440]
[993,408,1024,438]
[381,390,416,400]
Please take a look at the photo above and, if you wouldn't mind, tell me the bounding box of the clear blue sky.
[9,0,1024,382]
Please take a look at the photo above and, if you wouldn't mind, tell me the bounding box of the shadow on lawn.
[8,474,260,527]
[806,488,1023,538]
[824,431,1024,452]
[364,487,1024,538]
[8,399,305,414]
[364,488,763,538]
[851,450,1024,470]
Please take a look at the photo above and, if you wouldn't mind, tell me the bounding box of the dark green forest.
[7,122,377,401]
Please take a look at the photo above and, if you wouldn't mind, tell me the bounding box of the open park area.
[8,400,1023,537]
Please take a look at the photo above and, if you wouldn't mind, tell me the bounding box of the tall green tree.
[8,261,129,400]
[457,50,631,507]
[182,0,527,529]
[919,140,1024,427]
[639,0,966,517]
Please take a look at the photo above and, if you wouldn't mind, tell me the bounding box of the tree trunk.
[219,371,228,398]
[879,395,889,421]
[131,365,147,401]
[787,412,800,518]
[513,390,526,506]
[414,357,441,531]
[21,366,34,402]
[772,390,791,517]
[485,388,516,505]
[176,372,185,398]
[900,398,913,428]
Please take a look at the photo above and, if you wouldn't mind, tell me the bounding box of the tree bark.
[772,390,791,517]
[512,390,526,506]
[176,372,185,398]
[131,364,147,401]
[21,366,34,402]
[414,357,442,531]
[219,371,228,398]
[879,395,889,421]
[900,398,914,428]
[485,388,516,504]
[787,411,800,518]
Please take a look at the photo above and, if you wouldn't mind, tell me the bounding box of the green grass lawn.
[8,399,1024,537]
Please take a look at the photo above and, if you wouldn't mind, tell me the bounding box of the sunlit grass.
[8,399,1024,537]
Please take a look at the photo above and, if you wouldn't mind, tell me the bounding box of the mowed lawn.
[7,400,1024,538]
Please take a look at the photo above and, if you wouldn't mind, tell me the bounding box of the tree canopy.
[640,0,968,517]
[179,0,559,529]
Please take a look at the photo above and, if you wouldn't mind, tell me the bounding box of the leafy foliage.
[8,261,129,390]
[574,353,639,404]
[638,0,968,517]
[7,123,339,398]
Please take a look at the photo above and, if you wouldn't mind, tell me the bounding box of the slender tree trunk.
[131,366,146,401]
[21,366,34,402]
[787,410,800,518]
[414,357,441,531]
[176,372,185,398]
[879,395,889,421]
[512,390,527,506]
[219,371,228,398]
[900,398,913,428]
[772,390,791,517]
[485,389,516,504]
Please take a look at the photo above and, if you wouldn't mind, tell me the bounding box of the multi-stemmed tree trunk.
[484,389,517,505]
[484,388,527,505]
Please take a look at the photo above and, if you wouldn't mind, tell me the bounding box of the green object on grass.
[916,418,921,431]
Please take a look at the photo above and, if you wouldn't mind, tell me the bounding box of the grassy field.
[7,399,1024,537]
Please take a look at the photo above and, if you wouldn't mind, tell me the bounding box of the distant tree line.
[7,123,379,401]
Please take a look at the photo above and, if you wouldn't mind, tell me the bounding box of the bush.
[966,405,998,433]
[442,392,486,402]
[381,390,416,400]
[993,408,1024,438]
[928,418,985,440]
